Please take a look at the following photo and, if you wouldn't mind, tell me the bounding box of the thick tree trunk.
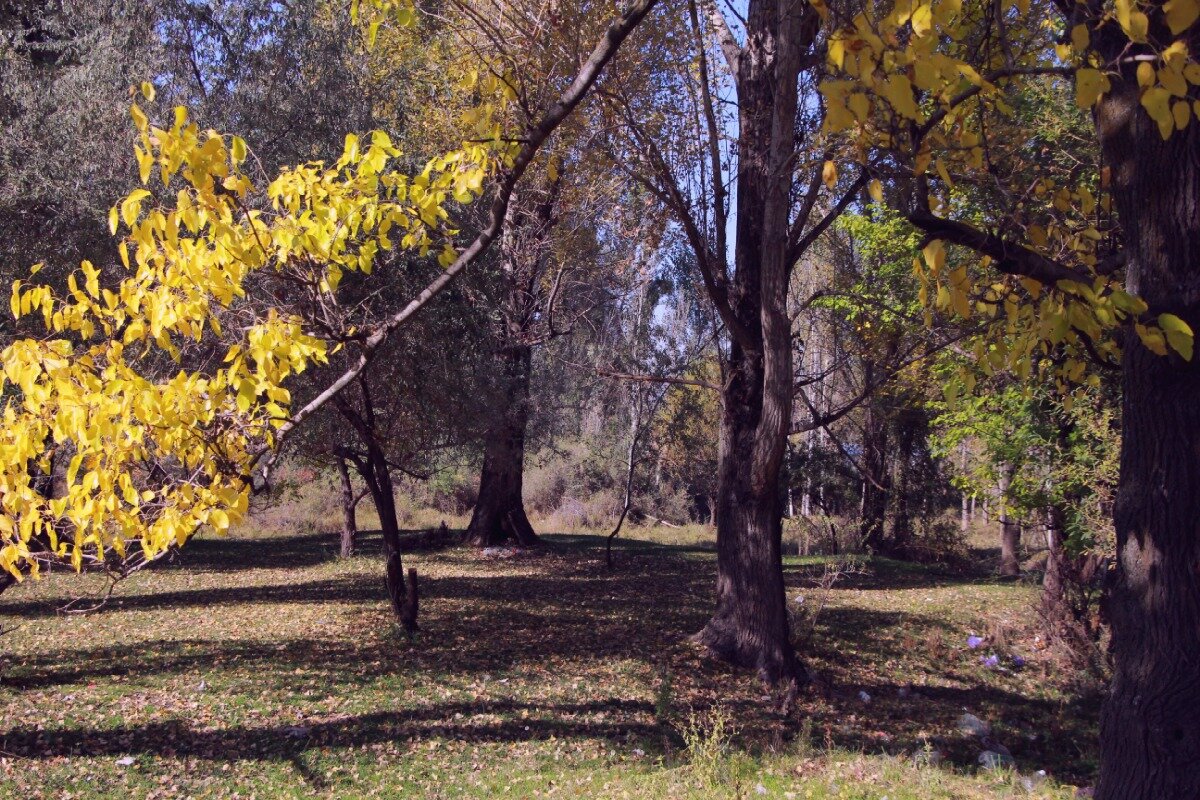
[695,345,804,687]
[693,0,816,694]
[467,345,538,547]
[997,464,1021,577]
[1093,67,1200,799]
[337,456,358,558]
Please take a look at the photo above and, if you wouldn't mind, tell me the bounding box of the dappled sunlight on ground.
[0,527,1092,798]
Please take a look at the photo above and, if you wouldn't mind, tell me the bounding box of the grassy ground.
[0,525,1097,799]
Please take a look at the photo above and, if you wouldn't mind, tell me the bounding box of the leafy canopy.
[0,62,512,581]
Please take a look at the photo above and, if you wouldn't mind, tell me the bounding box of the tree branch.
[251,0,661,485]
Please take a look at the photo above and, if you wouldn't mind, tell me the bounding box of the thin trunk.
[998,463,1021,577]
[1094,67,1200,798]
[360,443,418,632]
[337,456,358,558]
[887,409,918,557]
[467,344,538,547]
[859,392,890,551]
[959,442,970,532]
[337,380,418,632]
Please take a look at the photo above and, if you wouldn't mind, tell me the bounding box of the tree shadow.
[0,698,662,761]
[0,530,1100,785]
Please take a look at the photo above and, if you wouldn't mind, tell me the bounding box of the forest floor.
[0,525,1099,799]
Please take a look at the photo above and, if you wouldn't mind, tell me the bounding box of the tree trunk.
[1093,70,1200,798]
[693,0,816,693]
[859,392,891,551]
[360,443,418,632]
[997,464,1021,577]
[467,344,539,547]
[959,442,970,532]
[694,346,803,686]
[886,409,918,557]
[337,456,358,558]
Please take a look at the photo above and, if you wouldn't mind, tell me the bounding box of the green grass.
[0,525,1095,798]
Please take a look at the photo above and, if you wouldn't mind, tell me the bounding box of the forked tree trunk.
[1093,71,1200,799]
[467,345,539,547]
[337,456,358,558]
[693,0,817,694]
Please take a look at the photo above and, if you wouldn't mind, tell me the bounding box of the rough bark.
[337,456,358,558]
[1093,66,1200,799]
[467,345,539,547]
[692,0,818,693]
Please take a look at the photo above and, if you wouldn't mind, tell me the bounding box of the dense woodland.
[1,0,1198,797]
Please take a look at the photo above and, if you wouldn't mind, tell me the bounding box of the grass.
[0,523,1096,798]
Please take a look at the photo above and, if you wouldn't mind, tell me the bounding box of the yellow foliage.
[0,83,510,580]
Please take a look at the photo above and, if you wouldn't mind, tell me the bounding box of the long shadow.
[0,698,662,761]
[782,556,994,592]
[0,575,384,620]
[159,529,462,574]
[0,551,716,688]
[0,531,1101,782]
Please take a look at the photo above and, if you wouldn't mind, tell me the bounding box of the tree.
[599,0,870,694]
[820,0,1200,792]
[0,0,662,597]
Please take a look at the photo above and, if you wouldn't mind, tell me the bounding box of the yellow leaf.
[910,3,933,36]
[1137,62,1156,87]
[1075,68,1109,109]
[868,179,883,202]
[822,160,838,189]
[1159,312,1194,359]
[140,81,155,101]
[923,239,946,273]
[1141,86,1175,139]
[882,74,920,119]
[1070,24,1089,52]
[1164,0,1200,34]
[828,36,845,68]
[1174,99,1192,130]
[1128,10,1150,41]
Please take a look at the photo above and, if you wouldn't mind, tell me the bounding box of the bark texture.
[692,0,819,691]
[467,345,539,547]
[337,456,358,558]
[1094,62,1200,799]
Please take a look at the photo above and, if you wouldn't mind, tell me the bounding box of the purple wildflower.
[981,654,1000,668]
[1012,654,1026,667]
[967,635,984,649]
